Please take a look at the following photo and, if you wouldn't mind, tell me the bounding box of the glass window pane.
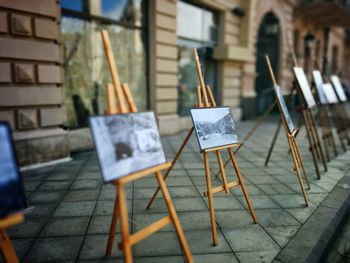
[177,1,218,42]
[177,1,218,116]
[61,16,148,129]
[90,0,145,27]
[177,1,203,41]
[60,0,84,12]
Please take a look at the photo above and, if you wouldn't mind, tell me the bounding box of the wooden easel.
[311,72,338,160]
[262,68,328,180]
[328,78,350,148]
[148,49,257,246]
[0,213,24,263]
[100,30,192,263]
[265,56,309,206]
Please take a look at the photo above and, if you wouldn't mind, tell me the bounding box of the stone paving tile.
[24,236,84,262]
[235,249,280,263]
[185,230,232,254]
[87,215,116,234]
[237,195,281,209]
[203,196,245,210]
[270,194,308,208]
[37,181,71,191]
[264,226,299,247]
[10,238,35,261]
[54,201,96,217]
[193,253,238,263]
[256,183,296,195]
[94,200,132,215]
[26,203,57,219]
[63,189,100,202]
[40,217,90,237]
[224,225,280,252]
[7,218,47,238]
[133,232,182,257]
[134,256,184,263]
[286,204,318,224]
[255,209,301,227]
[28,191,65,203]
[216,210,255,229]
[70,179,102,190]
[79,234,121,260]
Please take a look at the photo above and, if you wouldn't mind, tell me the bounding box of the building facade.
[0,0,349,166]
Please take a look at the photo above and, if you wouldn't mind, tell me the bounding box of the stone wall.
[0,0,68,166]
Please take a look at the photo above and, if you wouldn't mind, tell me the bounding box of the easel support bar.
[118,162,171,185]
[205,144,240,153]
[203,181,240,197]
[0,213,24,230]
[127,216,172,247]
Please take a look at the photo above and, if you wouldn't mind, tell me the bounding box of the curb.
[273,170,350,263]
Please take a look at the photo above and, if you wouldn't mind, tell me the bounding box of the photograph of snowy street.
[89,112,166,182]
[190,107,239,151]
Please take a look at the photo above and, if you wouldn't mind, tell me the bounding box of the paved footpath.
[3,119,350,263]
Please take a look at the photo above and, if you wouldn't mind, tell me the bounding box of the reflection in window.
[177,1,218,116]
[61,0,84,12]
[61,1,147,129]
[90,0,144,27]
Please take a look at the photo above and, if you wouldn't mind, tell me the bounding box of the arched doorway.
[255,12,280,115]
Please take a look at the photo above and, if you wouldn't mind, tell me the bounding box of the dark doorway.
[255,12,280,115]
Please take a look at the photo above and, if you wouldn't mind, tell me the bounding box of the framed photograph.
[0,121,27,218]
[190,107,239,151]
[293,67,316,108]
[331,75,347,102]
[322,83,339,104]
[274,85,295,134]
[312,70,328,105]
[89,112,166,183]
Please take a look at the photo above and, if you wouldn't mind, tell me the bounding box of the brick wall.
[0,0,68,166]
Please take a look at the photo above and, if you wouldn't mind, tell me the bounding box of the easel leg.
[106,191,119,256]
[117,182,133,263]
[265,118,282,166]
[332,106,346,152]
[0,230,19,263]
[228,149,258,224]
[146,127,194,210]
[154,172,193,263]
[288,137,309,206]
[308,110,327,172]
[290,138,310,190]
[204,152,218,246]
[302,110,321,179]
[215,151,229,193]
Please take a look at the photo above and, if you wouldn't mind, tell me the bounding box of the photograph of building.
[191,107,239,150]
[90,112,166,182]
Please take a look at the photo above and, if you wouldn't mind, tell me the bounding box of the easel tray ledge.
[113,162,172,185]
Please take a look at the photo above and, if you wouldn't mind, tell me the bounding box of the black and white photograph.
[293,67,316,108]
[89,112,166,182]
[331,75,347,102]
[274,85,295,134]
[312,70,328,105]
[322,83,339,104]
[0,122,27,218]
[190,107,239,151]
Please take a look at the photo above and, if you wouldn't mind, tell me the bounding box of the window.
[177,1,218,116]
[61,0,148,129]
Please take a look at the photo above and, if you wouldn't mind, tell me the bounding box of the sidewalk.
[4,118,350,263]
